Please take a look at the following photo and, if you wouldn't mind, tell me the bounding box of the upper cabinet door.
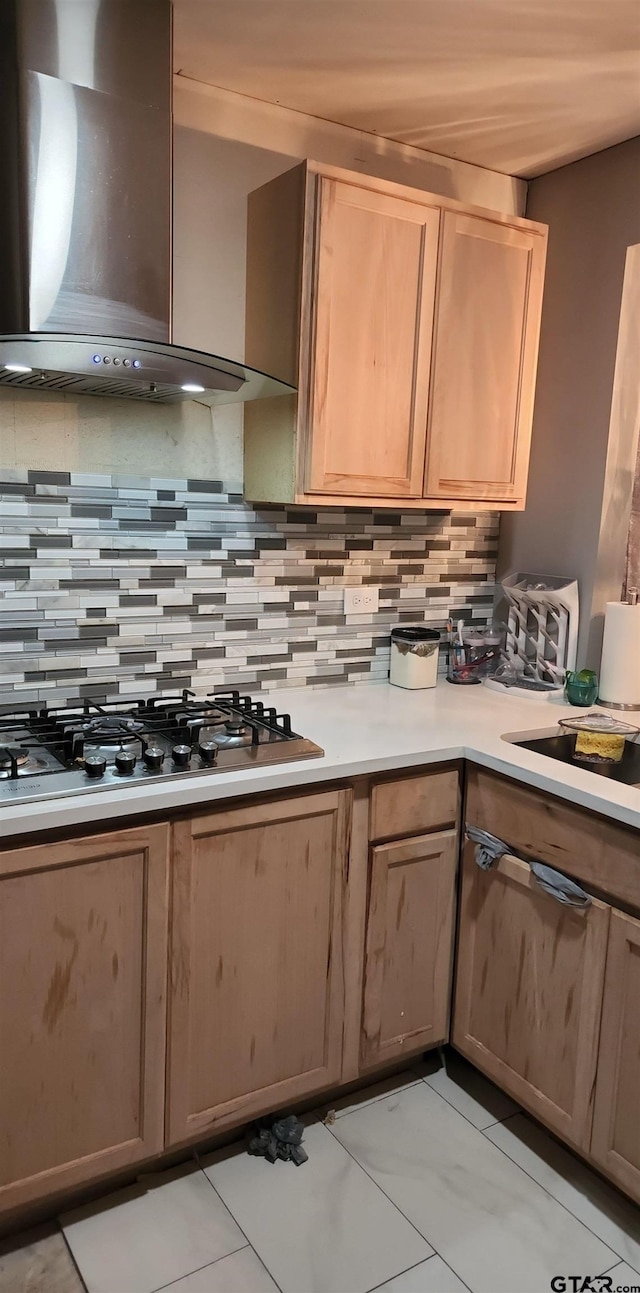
[304,178,440,497]
[424,211,546,503]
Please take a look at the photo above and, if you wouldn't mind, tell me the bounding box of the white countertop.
[3,680,640,840]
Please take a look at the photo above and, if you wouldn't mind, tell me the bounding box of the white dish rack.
[501,573,580,688]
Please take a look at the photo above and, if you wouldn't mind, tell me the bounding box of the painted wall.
[0,81,525,482]
[499,136,640,667]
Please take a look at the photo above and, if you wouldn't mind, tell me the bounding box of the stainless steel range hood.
[0,0,294,405]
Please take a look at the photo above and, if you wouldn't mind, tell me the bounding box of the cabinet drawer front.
[305,177,440,498]
[362,830,458,1066]
[466,766,640,909]
[370,769,459,842]
[453,845,609,1149]
[591,908,640,1202]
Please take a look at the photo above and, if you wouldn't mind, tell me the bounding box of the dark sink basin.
[512,733,640,785]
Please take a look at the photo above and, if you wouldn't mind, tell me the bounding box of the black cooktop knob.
[143,746,165,771]
[198,740,218,766]
[172,743,192,768]
[115,750,136,776]
[84,754,106,779]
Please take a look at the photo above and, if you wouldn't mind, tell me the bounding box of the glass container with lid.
[558,711,640,764]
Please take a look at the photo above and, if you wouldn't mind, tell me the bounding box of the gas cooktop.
[0,690,323,808]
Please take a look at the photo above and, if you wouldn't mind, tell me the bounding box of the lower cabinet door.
[361,829,458,1068]
[452,843,610,1150]
[591,909,640,1203]
[0,825,169,1212]
[167,790,351,1143]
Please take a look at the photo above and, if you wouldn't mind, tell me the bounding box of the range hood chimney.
[0,0,294,405]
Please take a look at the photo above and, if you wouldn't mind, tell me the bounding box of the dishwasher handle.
[465,824,592,908]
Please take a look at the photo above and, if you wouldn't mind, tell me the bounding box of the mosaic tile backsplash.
[0,471,499,704]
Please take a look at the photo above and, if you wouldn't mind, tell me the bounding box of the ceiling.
[173,0,640,177]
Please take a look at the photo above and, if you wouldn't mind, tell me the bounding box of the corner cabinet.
[591,909,640,1200]
[244,160,547,511]
[166,789,351,1144]
[452,844,609,1151]
[456,766,640,1204]
[0,824,169,1213]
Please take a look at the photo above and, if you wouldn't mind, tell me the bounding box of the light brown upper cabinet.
[244,161,547,511]
[303,179,439,497]
[0,824,169,1212]
[424,213,546,503]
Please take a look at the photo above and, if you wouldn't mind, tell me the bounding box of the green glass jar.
[565,669,599,707]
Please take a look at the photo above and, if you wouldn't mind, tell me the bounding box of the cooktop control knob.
[172,744,192,768]
[198,740,218,766]
[143,746,164,771]
[84,754,106,779]
[115,750,136,776]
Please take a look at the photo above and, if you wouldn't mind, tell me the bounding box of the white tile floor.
[3,1052,639,1293]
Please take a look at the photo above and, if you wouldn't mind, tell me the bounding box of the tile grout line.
[367,1254,434,1293]
[202,1124,431,1293]
[321,1118,447,1269]
[196,1159,286,1293]
[368,1249,475,1293]
[478,1118,628,1268]
[331,1080,623,1277]
[322,1074,424,1121]
[601,1260,626,1275]
[58,1222,89,1293]
[415,1068,519,1135]
[149,1241,250,1292]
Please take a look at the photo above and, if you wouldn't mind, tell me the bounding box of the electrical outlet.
[344,586,379,614]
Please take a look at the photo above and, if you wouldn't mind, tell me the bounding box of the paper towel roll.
[599,601,640,707]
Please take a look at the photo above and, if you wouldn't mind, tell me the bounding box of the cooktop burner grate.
[0,689,323,807]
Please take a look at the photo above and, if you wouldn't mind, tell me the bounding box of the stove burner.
[0,748,28,769]
[78,716,145,744]
[203,706,228,723]
[213,719,253,749]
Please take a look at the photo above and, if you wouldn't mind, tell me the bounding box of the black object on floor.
[247,1115,309,1166]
